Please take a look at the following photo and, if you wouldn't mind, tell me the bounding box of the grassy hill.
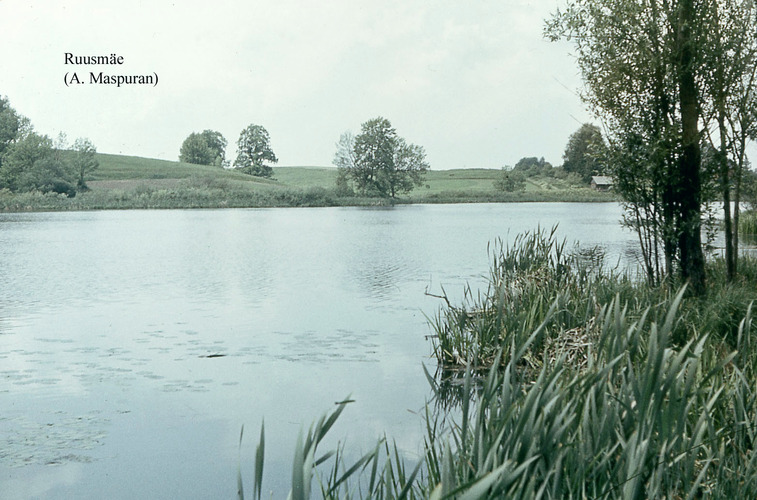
[0,153,615,211]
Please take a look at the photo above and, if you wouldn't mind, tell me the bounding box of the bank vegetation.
[239,228,757,499]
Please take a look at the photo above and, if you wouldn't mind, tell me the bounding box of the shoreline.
[0,187,618,213]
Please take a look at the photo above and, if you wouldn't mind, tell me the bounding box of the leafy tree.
[3,132,77,196]
[333,132,356,197]
[0,98,19,144]
[233,124,277,178]
[179,133,211,165]
[698,0,757,280]
[71,138,99,190]
[1,132,51,191]
[547,0,710,294]
[0,96,22,174]
[494,168,527,192]
[513,157,552,174]
[0,96,92,196]
[19,155,77,197]
[179,129,227,167]
[562,124,606,183]
[335,117,429,198]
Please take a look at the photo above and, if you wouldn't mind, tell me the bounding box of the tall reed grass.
[239,228,757,499]
[740,210,757,244]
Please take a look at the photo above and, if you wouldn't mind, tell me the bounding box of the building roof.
[591,176,613,185]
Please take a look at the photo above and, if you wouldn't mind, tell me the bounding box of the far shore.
[0,153,617,212]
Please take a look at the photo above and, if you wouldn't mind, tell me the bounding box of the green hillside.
[0,153,614,211]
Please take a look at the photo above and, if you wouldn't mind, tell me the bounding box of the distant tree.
[1,132,51,191]
[0,96,79,196]
[494,168,527,192]
[179,134,211,165]
[3,132,76,196]
[233,124,277,178]
[179,129,227,167]
[333,132,356,196]
[0,96,22,167]
[54,132,69,160]
[71,138,99,190]
[201,130,228,167]
[19,155,77,197]
[562,124,606,183]
[336,117,429,198]
[512,157,553,176]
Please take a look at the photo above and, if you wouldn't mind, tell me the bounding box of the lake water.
[0,203,638,499]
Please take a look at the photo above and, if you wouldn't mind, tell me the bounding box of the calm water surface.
[0,203,636,499]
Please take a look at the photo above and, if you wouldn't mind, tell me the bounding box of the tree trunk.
[677,0,706,295]
[719,110,734,281]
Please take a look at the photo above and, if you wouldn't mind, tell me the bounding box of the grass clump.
[419,293,757,498]
[428,226,757,370]
[428,226,635,371]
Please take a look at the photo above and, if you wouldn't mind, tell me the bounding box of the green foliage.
[428,226,631,369]
[179,130,227,167]
[71,137,99,190]
[18,155,77,197]
[335,117,429,198]
[493,168,526,192]
[512,156,553,176]
[1,131,78,196]
[1,131,52,191]
[234,124,277,178]
[547,0,715,293]
[334,167,354,197]
[744,169,757,208]
[562,123,606,183]
[0,96,98,196]
[740,210,757,242]
[0,95,21,159]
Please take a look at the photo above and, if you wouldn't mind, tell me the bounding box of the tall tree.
[547,0,712,294]
[0,96,22,166]
[700,0,757,280]
[336,117,428,198]
[233,124,277,178]
[71,137,99,190]
[676,0,706,294]
[333,132,357,196]
[562,123,606,183]
[179,129,227,167]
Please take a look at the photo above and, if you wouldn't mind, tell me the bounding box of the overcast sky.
[0,0,591,170]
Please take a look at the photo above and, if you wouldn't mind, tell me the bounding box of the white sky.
[0,0,591,170]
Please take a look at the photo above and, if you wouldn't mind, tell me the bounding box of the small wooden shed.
[590,176,614,191]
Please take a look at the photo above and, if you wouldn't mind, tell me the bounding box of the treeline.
[179,116,429,200]
[492,123,607,193]
[0,96,98,197]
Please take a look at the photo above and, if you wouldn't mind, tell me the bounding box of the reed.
[419,289,757,498]
[238,399,423,500]
[241,291,757,498]
[427,226,637,371]
[740,210,757,237]
[237,229,757,499]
